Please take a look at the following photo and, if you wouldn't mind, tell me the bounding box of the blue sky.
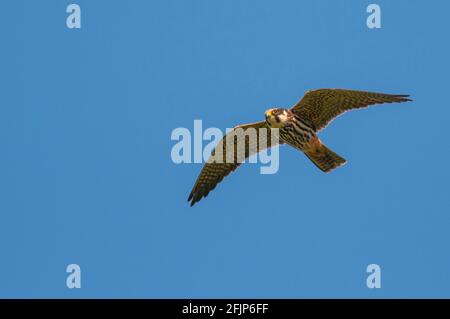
[1,0,449,298]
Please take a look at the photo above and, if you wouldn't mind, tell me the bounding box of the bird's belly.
[279,127,313,151]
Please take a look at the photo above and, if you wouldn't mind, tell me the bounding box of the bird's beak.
[265,110,273,119]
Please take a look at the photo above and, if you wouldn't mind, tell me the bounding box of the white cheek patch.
[268,117,280,127]
[268,115,287,128]
[278,113,288,123]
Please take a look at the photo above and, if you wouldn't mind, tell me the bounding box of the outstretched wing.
[290,89,412,132]
[188,121,281,206]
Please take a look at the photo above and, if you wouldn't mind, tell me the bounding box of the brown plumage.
[187,121,281,206]
[188,89,412,206]
[291,89,411,131]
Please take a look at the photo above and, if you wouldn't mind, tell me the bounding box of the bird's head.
[265,108,290,128]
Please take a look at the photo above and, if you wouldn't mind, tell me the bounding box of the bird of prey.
[188,89,411,206]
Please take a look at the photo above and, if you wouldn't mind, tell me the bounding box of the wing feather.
[290,89,412,131]
[188,121,280,206]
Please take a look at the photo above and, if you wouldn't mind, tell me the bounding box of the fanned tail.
[304,141,346,173]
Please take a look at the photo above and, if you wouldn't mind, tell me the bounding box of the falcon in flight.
[188,89,411,206]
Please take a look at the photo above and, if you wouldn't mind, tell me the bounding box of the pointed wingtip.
[188,193,197,207]
[396,94,413,102]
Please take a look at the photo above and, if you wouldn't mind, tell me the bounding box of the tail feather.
[304,142,346,173]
